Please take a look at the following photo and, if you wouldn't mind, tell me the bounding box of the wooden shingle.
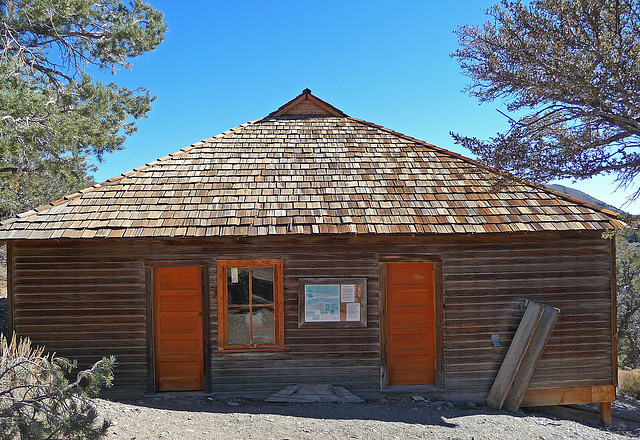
[0,90,622,240]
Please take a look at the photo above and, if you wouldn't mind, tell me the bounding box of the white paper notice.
[230,267,239,283]
[340,285,356,302]
[346,303,360,321]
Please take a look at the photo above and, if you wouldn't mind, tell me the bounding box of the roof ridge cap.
[348,116,623,224]
[348,116,498,168]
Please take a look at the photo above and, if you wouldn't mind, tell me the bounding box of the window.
[216,259,284,349]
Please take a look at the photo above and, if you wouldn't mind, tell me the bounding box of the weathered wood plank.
[520,385,615,406]
[600,402,613,426]
[8,230,614,397]
[486,301,545,409]
[503,303,560,411]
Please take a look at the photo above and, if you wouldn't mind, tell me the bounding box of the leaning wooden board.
[487,300,560,411]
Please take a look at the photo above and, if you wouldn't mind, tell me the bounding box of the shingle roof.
[0,89,622,240]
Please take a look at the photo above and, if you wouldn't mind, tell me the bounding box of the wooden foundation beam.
[600,402,612,426]
[521,385,616,407]
[522,385,616,427]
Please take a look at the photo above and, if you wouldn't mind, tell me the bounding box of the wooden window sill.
[213,347,291,354]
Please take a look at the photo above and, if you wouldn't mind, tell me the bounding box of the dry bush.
[619,369,640,400]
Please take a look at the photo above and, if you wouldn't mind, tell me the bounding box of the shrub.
[619,369,640,400]
[616,231,640,369]
[0,334,115,439]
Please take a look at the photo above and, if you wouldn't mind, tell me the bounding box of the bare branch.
[452,0,640,199]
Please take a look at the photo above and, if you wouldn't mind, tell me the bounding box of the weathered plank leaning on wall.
[487,300,560,410]
[9,230,614,401]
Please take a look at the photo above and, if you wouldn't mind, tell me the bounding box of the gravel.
[93,395,640,440]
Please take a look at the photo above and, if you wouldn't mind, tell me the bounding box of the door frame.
[145,260,211,394]
[379,255,444,390]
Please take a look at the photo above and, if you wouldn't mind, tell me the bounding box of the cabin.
[0,90,621,414]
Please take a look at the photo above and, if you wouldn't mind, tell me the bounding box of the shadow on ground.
[526,402,640,431]
[103,395,538,429]
[100,394,640,434]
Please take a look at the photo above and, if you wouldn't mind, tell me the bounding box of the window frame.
[216,259,284,350]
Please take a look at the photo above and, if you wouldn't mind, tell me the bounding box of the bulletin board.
[298,278,367,328]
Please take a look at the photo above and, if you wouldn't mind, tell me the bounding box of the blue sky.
[92,0,639,214]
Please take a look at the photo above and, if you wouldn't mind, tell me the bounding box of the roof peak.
[268,89,348,118]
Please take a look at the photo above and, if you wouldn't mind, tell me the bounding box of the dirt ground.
[93,394,640,440]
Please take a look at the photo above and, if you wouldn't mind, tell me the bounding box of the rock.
[411,395,426,401]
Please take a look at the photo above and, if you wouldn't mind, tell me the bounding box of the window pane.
[227,307,251,345]
[252,267,274,305]
[227,268,249,305]
[252,306,275,344]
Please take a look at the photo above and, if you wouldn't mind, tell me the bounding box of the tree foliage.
[617,225,640,368]
[452,0,640,201]
[0,0,167,218]
[0,334,116,439]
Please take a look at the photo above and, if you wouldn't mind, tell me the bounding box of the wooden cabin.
[0,90,621,412]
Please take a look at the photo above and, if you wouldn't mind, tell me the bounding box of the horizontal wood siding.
[442,236,613,396]
[10,231,613,399]
[12,248,148,390]
[211,249,381,397]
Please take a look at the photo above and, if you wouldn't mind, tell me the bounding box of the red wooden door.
[387,262,436,385]
[154,266,204,391]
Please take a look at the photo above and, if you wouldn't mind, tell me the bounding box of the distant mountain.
[546,184,625,214]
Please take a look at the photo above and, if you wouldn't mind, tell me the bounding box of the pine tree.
[0,0,167,218]
[0,334,116,439]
